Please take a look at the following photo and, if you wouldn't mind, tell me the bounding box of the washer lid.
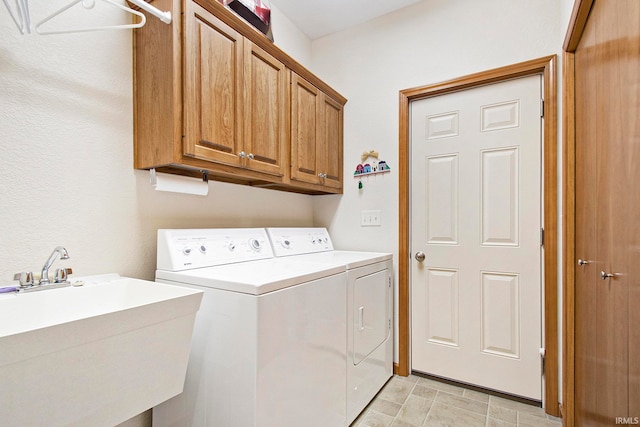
[274,250,392,269]
[156,258,345,295]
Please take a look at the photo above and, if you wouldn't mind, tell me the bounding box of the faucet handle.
[54,268,73,283]
[13,272,34,287]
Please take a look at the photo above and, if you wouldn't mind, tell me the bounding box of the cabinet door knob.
[238,151,246,158]
[578,259,590,266]
[247,153,255,160]
[318,173,327,178]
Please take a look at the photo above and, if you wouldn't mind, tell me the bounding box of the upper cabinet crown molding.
[133,0,346,195]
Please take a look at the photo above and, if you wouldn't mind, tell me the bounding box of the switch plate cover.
[361,210,381,226]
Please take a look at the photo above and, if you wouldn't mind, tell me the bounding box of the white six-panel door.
[410,75,543,400]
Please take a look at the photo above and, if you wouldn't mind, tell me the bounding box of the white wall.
[270,2,312,68]
[0,3,312,426]
[0,1,314,282]
[309,0,565,368]
[0,0,578,423]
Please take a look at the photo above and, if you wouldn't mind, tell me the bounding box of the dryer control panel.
[266,228,334,257]
[157,228,273,271]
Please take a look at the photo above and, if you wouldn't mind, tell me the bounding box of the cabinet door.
[290,73,321,185]
[318,95,343,190]
[183,1,243,167]
[243,42,287,177]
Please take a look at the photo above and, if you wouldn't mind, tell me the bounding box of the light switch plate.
[361,210,381,226]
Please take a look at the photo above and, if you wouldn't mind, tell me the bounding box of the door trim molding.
[397,55,559,416]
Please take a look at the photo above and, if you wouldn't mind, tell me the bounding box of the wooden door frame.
[397,55,559,416]
[562,1,594,426]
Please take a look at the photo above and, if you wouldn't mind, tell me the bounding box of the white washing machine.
[152,228,347,427]
[266,228,394,425]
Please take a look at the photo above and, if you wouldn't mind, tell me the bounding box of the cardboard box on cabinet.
[222,0,273,41]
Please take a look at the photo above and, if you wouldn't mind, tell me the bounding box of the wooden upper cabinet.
[184,2,286,177]
[291,73,321,185]
[243,41,288,177]
[319,95,344,189]
[184,1,244,167]
[291,72,344,191]
[133,0,345,194]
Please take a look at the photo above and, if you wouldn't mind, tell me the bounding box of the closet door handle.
[600,271,616,280]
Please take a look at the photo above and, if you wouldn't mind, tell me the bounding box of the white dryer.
[266,228,394,425]
[152,228,347,427]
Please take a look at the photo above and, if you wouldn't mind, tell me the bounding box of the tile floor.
[350,375,563,427]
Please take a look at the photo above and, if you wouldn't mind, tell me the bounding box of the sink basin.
[0,274,203,427]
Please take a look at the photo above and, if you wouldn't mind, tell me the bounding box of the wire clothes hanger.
[35,0,146,35]
[3,0,30,34]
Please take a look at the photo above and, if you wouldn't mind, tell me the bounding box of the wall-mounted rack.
[353,169,391,178]
[2,0,171,35]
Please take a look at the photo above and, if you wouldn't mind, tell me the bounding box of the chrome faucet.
[40,246,70,285]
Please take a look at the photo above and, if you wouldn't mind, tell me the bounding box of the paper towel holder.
[150,168,209,182]
[149,168,210,196]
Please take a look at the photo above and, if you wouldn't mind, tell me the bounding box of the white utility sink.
[0,274,203,427]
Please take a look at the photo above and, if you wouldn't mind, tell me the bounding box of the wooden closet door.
[574,11,598,425]
[593,0,629,421]
[622,0,640,416]
[574,0,639,423]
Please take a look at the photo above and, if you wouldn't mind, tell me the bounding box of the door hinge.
[540,99,544,118]
[540,347,546,375]
[540,228,545,247]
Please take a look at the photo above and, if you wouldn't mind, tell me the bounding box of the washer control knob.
[281,239,291,249]
[228,242,236,251]
[249,239,262,251]
[182,247,192,256]
[199,245,207,254]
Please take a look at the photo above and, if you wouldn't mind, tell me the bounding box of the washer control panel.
[157,228,273,271]
[266,228,334,257]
